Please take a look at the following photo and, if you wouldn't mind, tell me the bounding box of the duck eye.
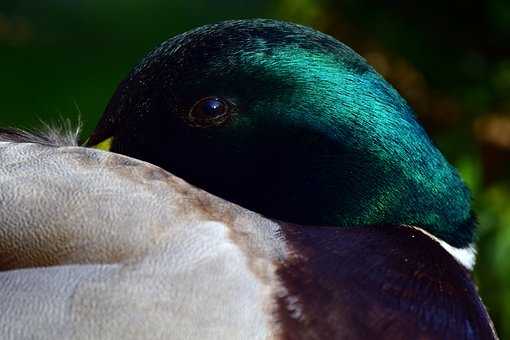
[188,96,232,127]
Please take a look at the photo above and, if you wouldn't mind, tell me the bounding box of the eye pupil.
[201,98,225,117]
[188,96,232,127]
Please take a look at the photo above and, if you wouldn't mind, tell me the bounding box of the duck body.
[0,19,498,339]
[0,138,495,339]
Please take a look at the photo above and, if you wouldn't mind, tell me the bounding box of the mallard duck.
[0,19,497,339]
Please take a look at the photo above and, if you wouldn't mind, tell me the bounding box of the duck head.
[88,19,474,248]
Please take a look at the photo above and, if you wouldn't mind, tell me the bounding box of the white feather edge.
[408,225,476,270]
[0,120,81,147]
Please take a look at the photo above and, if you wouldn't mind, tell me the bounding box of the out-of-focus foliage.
[1,0,509,337]
[0,0,277,134]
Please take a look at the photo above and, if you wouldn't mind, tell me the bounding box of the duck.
[0,19,497,339]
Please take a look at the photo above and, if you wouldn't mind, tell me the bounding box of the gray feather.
[0,141,284,339]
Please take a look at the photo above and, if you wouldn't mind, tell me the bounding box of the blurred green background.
[1,0,509,336]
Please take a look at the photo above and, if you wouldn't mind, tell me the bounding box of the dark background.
[1,0,509,336]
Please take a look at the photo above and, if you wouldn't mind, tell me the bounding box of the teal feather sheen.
[211,41,472,246]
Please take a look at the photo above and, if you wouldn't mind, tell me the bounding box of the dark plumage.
[277,224,494,339]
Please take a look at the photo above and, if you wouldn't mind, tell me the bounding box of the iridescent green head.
[89,19,474,248]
